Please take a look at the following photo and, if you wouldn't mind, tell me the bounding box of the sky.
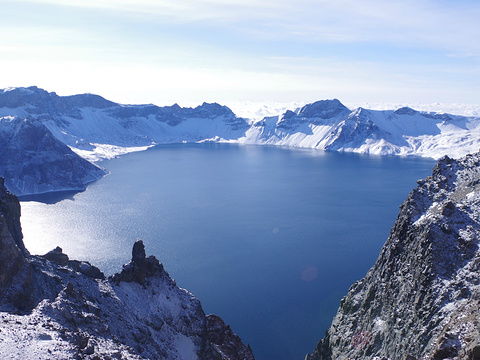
[1,0,480,108]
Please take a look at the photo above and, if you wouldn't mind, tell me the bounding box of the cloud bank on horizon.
[1,0,479,106]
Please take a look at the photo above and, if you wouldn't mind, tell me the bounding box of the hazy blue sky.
[1,0,479,106]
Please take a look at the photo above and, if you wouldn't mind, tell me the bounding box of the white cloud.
[1,0,479,104]
[2,45,477,106]
[14,0,480,56]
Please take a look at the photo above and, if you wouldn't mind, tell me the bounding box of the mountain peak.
[63,93,116,108]
[1,86,51,95]
[297,99,349,118]
[193,102,235,117]
[394,106,418,115]
[0,86,54,106]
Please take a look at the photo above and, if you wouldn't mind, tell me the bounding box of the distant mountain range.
[1,86,479,195]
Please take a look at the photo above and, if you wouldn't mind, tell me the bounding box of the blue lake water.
[20,144,435,360]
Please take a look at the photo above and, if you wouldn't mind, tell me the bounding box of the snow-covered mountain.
[0,116,105,196]
[241,100,480,159]
[1,86,480,195]
[0,86,249,162]
[2,87,479,163]
[0,181,254,359]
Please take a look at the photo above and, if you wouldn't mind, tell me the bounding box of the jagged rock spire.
[111,240,166,285]
[132,239,146,263]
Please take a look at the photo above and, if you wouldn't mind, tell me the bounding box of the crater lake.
[20,144,435,360]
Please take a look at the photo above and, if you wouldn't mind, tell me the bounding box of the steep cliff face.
[0,181,254,360]
[0,178,26,289]
[307,152,480,360]
[0,116,105,196]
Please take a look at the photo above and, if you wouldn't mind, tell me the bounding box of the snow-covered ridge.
[241,102,480,159]
[0,86,478,162]
[1,86,480,195]
[0,86,249,162]
[228,101,480,120]
[1,86,479,162]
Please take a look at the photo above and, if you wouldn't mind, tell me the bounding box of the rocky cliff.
[0,181,254,360]
[0,116,105,196]
[306,152,480,360]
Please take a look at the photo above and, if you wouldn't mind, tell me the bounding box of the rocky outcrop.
[110,240,167,285]
[204,315,255,360]
[307,152,480,360]
[42,246,104,280]
[0,179,254,360]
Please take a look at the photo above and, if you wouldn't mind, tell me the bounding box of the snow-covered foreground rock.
[0,116,105,196]
[0,181,254,360]
[307,152,480,360]
[0,86,479,195]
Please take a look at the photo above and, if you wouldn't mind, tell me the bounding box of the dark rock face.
[0,116,105,196]
[0,180,44,310]
[0,178,26,255]
[307,152,480,360]
[204,315,255,360]
[0,181,26,289]
[0,182,253,360]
